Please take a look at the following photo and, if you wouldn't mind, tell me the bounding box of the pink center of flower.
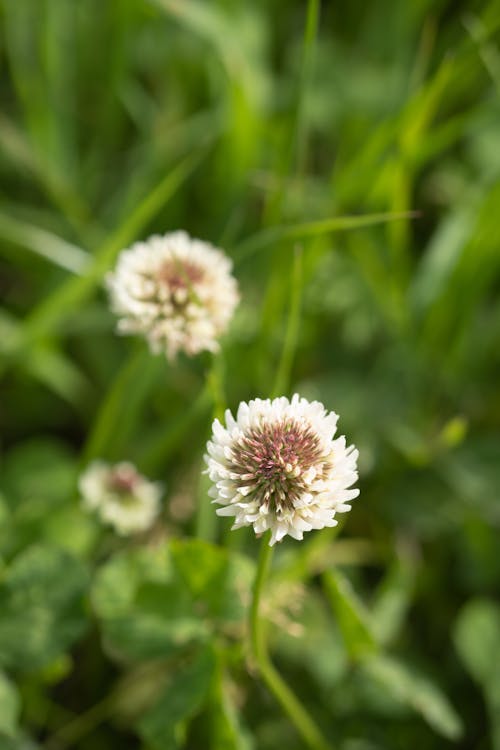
[229,419,327,511]
[157,257,204,301]
[107,466,139,496]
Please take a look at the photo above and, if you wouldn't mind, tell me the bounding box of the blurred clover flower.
[106,231,239,359]
[205,394,359,545]
[79,461,162,535]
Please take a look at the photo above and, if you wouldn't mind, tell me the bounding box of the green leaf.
[454,599,500,749]
[453,598,500,686]
[371,559,415,647]
[0,736,40,750]
[91,542,172,620]
[0,439,85,557]
[171,539,227,598]
[1,439,77,513]
[0,438,98,558]
[274,587,348,690]
[362,654,463,741]
[0,671,20,738]
[170,539,254,624]
[411,203,476,314]
[209,666,252,750]
[42,504,98,558]
[91,545,207,663]
[92,542,254,664]
[138,644,216,750]
[0,545,88,671]
[101,604,207,664]
[322,570,378,660]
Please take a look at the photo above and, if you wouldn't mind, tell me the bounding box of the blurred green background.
[1,0,500,748]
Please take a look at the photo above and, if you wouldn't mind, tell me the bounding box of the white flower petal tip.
[106,231,239,359]
[204,394,359,545]
[79,461,162,535]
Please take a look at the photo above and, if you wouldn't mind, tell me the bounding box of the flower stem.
[249,536,332,750]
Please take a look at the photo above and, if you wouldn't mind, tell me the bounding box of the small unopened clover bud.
[79,461,162,535]
[204,394,359,546]
[106,231,239,360]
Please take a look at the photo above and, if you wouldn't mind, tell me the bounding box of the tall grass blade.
[0,213,89,274]
[21,149,208,346]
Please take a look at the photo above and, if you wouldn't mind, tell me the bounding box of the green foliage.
[371,559,415,647]
[0,545,88,672]
[0,439,96,556]
[170,539,254,623]
[454,600,500,749]
[208,666,252,750]
[322,568,463,739]
[323,569,378,660]
[91,544,207,662]
[91,541,253,663]
[0,671,21,738]
[138,645,216,750]
[1,0,499,747]
[362,655,463,741]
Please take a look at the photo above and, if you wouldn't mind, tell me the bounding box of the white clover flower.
[106,231,239,359]
[205,394,359,546]
[79,461,162,535]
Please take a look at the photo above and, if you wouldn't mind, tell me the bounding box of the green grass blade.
[233,211,418,265]
[291,0,320,177]
[363,654,464,741]
[323,569,378,660]
[82,348,166,464]
[152,0,246,78]
[0,212,89,274]
[136,385,212,474]
[0,311,89,407]
[0,113,89,234]
[21,149,208,346]
[271,246,303,397]
[27,346,91,408]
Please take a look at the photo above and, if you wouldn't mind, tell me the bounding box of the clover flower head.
[205,394,359,546]
[79,461,162,535]
[106,231,239,359]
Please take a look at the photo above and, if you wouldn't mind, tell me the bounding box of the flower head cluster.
[106,231,239,359]
[79,461,162,535]
[205,394,359,545]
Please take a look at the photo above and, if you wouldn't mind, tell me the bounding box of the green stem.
[271,245,303,398]
[44,660,170,750]
[45,694,113,750]
[256,0,320,392]
[249,536,332,750]
[292,0,320,177]
[82,345,158,464]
